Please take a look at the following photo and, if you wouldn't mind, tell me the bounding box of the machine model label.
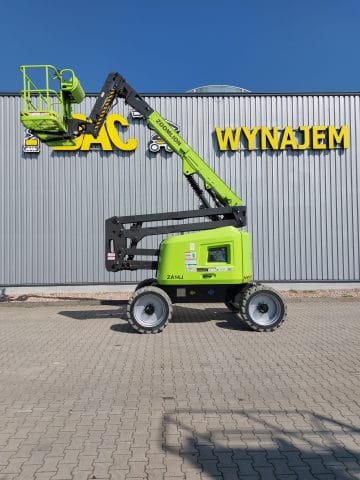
[215,125,349,151]
[167,274,184,280]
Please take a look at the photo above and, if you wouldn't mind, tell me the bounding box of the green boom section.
[18,65,242,208]
[147,111,243,207]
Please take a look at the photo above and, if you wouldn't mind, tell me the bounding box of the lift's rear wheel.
[127,286,172,333]
[225,291,246,326]
[135,278,157,291]
[237,284,286,331]
[225,300,240,313]
[225,298,247,328]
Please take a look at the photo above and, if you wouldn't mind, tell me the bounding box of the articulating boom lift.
[20,65,287,333]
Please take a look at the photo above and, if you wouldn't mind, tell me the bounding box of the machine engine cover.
[157,226,252,285]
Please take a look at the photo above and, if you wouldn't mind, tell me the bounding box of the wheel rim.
[133,293,168,328]
[248,292,282,326]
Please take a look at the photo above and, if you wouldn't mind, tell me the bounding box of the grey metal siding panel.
[0,94,359,285]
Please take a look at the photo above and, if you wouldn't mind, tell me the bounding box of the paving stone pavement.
[0,298,359,480]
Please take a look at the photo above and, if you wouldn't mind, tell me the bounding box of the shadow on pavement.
[58,304,251,332]
[110,322,136,333]
[162,408,360,479]
[171,305,233,324]
[216,318,251,331]
[58,308,126,320]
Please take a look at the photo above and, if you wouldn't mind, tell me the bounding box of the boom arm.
[20,66,247,272]
[84,72,243,208]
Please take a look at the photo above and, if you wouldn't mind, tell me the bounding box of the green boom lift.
[19,65,287,333]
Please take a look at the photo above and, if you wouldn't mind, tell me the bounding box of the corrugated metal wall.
[0,93,359,285]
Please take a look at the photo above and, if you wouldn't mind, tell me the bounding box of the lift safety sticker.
[209,266,232,272]
[196,266,232,272]
[185,251,197,272]
[186,265,197,272]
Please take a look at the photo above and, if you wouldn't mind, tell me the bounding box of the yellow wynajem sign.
[53,113,137,151]
[214,125,349,151]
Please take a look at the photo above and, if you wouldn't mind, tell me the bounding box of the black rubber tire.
[237,284,287,332]
[135,278,157,291]
[226,299,248,328]
[127,285,173,334]
[225,300,240,313]
[226,291,248,326]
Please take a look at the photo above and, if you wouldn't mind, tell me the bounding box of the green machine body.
[157,227,252,286]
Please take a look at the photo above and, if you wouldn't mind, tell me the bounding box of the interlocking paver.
[0,298,359,480]
[127,460,147,477]
[51,462,76,480]
[70,470,94,480]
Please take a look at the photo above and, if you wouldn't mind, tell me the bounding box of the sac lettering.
[215,126,349,151]
[53,113,137,152]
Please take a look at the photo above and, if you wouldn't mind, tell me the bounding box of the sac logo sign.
[23,115,350,153]
[53,114,137,152]
[52,113,179,153]
[214,125,349,151]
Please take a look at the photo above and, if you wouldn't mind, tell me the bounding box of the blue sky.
[2,0,360,93]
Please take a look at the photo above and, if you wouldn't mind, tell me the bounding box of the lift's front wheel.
[237,285,287,332]
[127,286,172,333]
